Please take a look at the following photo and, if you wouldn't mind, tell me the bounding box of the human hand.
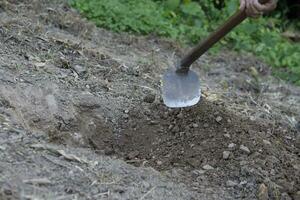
[239,0,277,18]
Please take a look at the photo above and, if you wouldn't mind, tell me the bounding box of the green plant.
[70,0,300,84]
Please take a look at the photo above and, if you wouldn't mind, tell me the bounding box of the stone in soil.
[73,65,87,76]
[143,94,155,103]
[262,139,271,145]
[202,164,214,170]
[223,151,231,160]
[192,123,199,128]
[226,180,238,187]
[228,143,236,148]
[215,116,223,122]
[240,145,251,154]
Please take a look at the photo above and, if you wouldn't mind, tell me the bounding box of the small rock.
[224,133,231,138]
[127,151,139,160]
[226,180,238,187]
[202,164,214,170]
[215,116,223,123]
[192,170,205,177]
[270,169,276,175]
[203,123,209,128]
[285,136,292,140]
[124,109,129,114]
[143,94,155,103]
[188,159,201,168]
[156,160,163,165]
[143,181,151,189]
[258,183,268,200]
[149,121,158,125]
[0,145,6,151]
[34,62,46,68]
[228,143,236,148]
[73,65,86,76]
[263,139,271,145]
[192,123,199,128]
[176,113,184,119]
[240,181,247,185]
[240,145,251,154]
[60,56,69,68]
[223,151,231,159]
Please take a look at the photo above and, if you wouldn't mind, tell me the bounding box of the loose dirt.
[0,0,299,199]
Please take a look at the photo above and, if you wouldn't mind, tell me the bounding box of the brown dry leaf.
[258,183,269,200]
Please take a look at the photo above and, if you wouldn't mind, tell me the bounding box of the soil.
[0,0,299,199]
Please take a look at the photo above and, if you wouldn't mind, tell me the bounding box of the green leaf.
[165,0,180,11]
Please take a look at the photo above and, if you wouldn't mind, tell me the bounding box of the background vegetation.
[70,0,300,84]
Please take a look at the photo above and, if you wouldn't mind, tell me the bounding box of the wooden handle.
[178,0,269,71]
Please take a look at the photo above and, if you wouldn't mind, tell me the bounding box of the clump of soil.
[0,0,299,199]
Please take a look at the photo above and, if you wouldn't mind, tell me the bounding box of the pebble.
[143,94,155,103]
[285,136,292,140]
[127,151,139,160]
[142,181,150,189]
[203,123,209,128]
[240,181,247,185]
[224,133,230,138]
[240,145,251,154]
[202,164,214,170]
[176,113,184,119]
[191,170,205,177]
[215,116,223,122]
[258,183,269,200]
[223,151,231,160]
[156,160,163,165]
[262,139,271,145]
[228,143,236,148]
[192,123,199,128]
[73,65,86,76]
[226,180,238,187]
[0,145,6,151]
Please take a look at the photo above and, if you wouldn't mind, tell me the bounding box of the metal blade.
[162,68,201,108]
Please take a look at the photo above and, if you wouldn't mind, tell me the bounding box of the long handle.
[178,0,268,72]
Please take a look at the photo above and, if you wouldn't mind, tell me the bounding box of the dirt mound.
[0,0,299,199]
